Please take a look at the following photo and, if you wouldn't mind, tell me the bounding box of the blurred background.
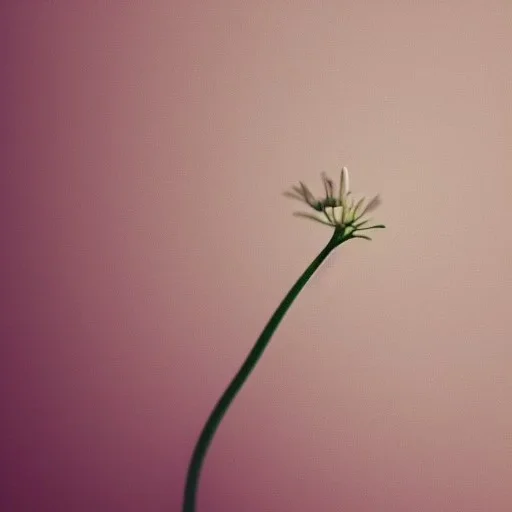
[2,1,511,511]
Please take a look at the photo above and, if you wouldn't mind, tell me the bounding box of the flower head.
[283,166,385,241]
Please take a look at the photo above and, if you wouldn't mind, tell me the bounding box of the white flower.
[284,166,385,240]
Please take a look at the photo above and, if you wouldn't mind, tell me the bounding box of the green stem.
[182,230,344,512]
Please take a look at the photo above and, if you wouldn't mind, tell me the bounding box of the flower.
[184,165,385,512]
[284,166,385,240]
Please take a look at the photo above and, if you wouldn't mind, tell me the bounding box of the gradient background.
[2,2,512,511]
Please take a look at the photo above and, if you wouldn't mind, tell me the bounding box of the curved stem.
[182,230,343,512]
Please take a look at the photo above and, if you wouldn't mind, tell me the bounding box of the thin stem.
[182,230,343,512]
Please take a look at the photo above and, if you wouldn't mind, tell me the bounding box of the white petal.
[338,166,350,204]
[331,205,344,224]
[342,166,349,193]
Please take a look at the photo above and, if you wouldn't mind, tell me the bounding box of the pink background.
[2,1,512,511]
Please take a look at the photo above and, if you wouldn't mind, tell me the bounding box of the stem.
[182,230,343,512]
